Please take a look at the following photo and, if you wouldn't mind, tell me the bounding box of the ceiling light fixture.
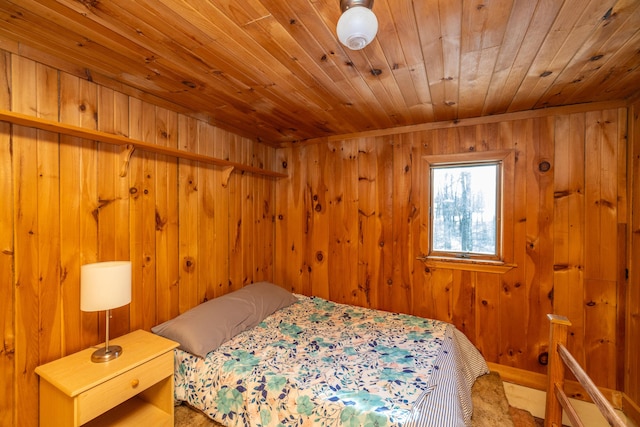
[336,0,378,50]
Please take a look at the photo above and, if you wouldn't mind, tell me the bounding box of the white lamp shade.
[81,261,132,312]
[337,6,378,50]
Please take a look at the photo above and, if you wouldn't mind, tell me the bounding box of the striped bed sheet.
[173,295,488,427]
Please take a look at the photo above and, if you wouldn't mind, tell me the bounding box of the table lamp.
[81,261,132,363]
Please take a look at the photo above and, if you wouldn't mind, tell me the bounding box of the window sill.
[417,257,516,274]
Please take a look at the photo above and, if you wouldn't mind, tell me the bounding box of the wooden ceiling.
[0,0,639,145]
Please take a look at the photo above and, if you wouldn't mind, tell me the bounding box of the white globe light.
[336,6,378,50]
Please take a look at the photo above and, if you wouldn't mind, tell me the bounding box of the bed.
[152,282,489,427]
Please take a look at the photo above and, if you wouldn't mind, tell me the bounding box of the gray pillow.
[151,281,298,357]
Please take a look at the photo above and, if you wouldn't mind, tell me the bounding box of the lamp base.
[91,345,123,363]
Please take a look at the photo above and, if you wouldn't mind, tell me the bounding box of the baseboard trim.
[487,362,622,409]
[623,394,640,427]
[487,362,639,426]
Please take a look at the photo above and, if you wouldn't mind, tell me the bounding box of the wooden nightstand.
[35,329,179,427]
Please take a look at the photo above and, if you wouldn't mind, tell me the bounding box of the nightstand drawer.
[77,351,173,425]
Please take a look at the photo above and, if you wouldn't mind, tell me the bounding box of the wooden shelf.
[83,397,172,427]
[0,110,287,178]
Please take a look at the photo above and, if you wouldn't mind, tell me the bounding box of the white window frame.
[422,150,514,270]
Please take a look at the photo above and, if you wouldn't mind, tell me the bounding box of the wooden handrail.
[545,314,626,427]
[557,344,626,426]
[545,314,570,427]
[554,383,583,427]
[0,110,288,178]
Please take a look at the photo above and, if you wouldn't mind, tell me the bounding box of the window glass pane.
[431,164,497,255]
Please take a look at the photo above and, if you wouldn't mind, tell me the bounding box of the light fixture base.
[90,345,123,363]
[340,0,374,13]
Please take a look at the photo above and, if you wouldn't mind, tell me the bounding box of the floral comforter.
[174,296,488,427]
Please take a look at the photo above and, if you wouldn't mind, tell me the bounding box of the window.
[431,163,499,258]
[423,150,512,268]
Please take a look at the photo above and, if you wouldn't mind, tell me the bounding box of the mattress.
[173,295,488,427]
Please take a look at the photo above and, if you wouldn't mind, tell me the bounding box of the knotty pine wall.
[1,49,639,427]
[274,106,630,395]
[628,98,640,414]
[0,53,276,427]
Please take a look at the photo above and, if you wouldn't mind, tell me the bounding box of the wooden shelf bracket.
[120,144,135,177]
[222,166,234,187]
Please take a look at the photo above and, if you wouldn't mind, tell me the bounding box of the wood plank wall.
[0,53,276,427]
[1,47,638,426]
[628,98,640,409]
[274,106,629,393]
